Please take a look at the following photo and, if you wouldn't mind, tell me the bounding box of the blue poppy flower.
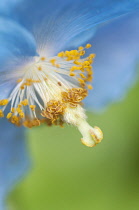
[0,0,139,209]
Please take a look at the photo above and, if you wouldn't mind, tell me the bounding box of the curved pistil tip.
[80,125,103,148]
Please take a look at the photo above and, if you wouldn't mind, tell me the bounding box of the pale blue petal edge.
[0,0,23,16]
[0,17,37,72]
[67,0,139,49]
[8,0,139,55]
[84,11,139,111]
[0,118,30,210]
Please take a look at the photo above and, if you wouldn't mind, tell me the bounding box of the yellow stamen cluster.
[23,118,40,128]
[0,43,93,127]
[6,87,87,128]
[3,88,84,127]
[41,88,88,124]
[6,99,35,126]
[62,88,88,108]
[23,117,64,128]
[10,115,21,126]
[42,100,66,123]
[57,44,94,89]
[0,43,103,148]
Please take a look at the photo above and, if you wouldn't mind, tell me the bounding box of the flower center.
[0,44,103,147]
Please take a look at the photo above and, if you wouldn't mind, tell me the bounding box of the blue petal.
[0,0,22,16]
[85,11,139,111]
[0,17,37,72]
[0,119,30,209]
[0,81,16,100]
[9,0,139,55]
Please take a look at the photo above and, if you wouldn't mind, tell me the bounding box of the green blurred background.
[8,82,139,210]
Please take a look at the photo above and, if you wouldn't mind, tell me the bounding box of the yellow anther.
[88,59,93,64]
[57,51,65,57]
[19,112,24,118]
[58,82,62,86]
[0,99,9,106]
[89,53,96,59]
[50,59,56,65]
[21,99,28,106]
[10,116,19,125]
[16,78,22,83]
[79,50,85,56]
[40,57,46,61]
[23,119,40,128]
[74,56,80,60]
[16,107,22,113]
[70,66,81,72]
[66,56,73,61]
[78,46,84,51]
[18,104,22,108]
[83,61,90,66]
[0,110,4,118]
[38,66,42,71]
[70,66,77,71]
[26,79,32,83]
[23,120,33,128]
[7,112,12,119]
[70,72,76,76]
[85,43,92,49]
[70,50,78,56]
[55,64,60,68]
[80,66,85,72]
[78,78,85,84]
[32,119,40,127]
[65,51,70,56]
[34,79,41,83]
[73,60,81,65]
[30,105,36,111]
[24,82,31,86]
[88,85,93,90]
[80,73,86,79]
[20,85,25,90]
[85,65,92,70]
[86,76,93,82]
[11,107,15,113]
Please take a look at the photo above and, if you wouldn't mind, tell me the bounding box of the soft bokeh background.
[8,79,139,210]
